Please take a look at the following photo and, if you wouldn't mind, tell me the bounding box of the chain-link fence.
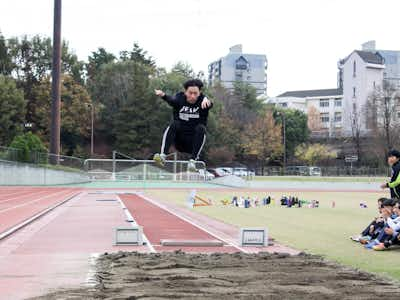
[258,166,390,177]
[0,146,85,172]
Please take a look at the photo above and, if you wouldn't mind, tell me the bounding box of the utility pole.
[50,0,62,161]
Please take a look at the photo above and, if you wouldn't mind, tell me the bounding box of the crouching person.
[351,198,386,244]
[372,200,400,251]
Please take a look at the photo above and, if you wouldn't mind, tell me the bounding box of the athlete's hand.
[385,227,394,235]
[380,183,388,189]
[155,89,165,97]
[201,97,212,109]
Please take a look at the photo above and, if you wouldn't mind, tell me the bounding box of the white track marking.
[116,195,156,253]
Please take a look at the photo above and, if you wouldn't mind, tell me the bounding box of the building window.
[373,81,376,88]
[334,112,342,122]
[235,71,243,81]
[353,103,357,111]
[236,56,248,70]
[334,99,342,107]
[353,61,356,77]
[320,99,329,107]
[397,112,400,119]
[353,87,356,98]
[281,102,288,108]
[320,113,329,123]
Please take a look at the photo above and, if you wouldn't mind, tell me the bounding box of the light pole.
[87,103,94,157]
[50,0,62,162]
[277,111,286,172]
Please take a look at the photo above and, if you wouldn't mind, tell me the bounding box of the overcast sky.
[1,0,400,96]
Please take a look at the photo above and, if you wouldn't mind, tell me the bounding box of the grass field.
[146,188,400,282]
[252,176,387,182]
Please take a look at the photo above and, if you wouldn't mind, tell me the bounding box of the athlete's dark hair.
[183,79,203,91]
[382,198,396,207]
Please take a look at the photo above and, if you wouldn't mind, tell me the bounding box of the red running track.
[120,194,238,253]
[0,187,81,235]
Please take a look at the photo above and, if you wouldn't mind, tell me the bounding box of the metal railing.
[84,158,207,182]
[0,146,85,172]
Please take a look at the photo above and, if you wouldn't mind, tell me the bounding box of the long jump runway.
[0,188,291,299]
[120,194,241,253]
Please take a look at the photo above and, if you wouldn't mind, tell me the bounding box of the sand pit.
[32,251,399,300]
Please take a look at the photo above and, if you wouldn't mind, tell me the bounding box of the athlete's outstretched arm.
[155,89,178,107]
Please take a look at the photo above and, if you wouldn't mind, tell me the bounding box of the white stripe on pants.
[161,126,170,154]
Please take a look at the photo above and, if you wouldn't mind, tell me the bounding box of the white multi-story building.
[268,89,344,138]
[362,40,400,88]
[208,45,268,96]
[338,50,385,136]
[268,41,398,139]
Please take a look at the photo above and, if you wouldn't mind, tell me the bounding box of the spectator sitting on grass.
[363,198,397,249]
[372,199,400,251]
[231,196,238,207]
[239,196,244,207]
[351,198,386,243]
[254,197,259,207]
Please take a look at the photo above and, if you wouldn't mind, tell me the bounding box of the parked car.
[219,167,234,175]
[286,166,321,176]
[233,167,255,177]
[309,166,322,176]
[198,169,215,180]
[215,167,231,176]
[208,168,228,177]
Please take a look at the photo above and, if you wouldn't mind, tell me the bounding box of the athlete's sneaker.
[372,243,386,251]
[359,236,372,245]
[365,240,379,249]
[187,159,197,172]
[153,153,166,167]
[350,235,361,242]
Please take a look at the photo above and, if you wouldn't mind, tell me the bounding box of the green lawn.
[145,189,400,282]
[252,176,387,183]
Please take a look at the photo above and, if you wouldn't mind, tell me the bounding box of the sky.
[1,0,400,96]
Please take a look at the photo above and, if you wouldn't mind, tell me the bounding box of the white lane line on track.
[137,194,249,254]
[116,195,156,253]
[0,189,53,204]
[0,192,82,241]
[0,189,47,200]
[0,189,76,214]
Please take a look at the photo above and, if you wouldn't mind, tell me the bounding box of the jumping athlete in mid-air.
[153,79,213,171]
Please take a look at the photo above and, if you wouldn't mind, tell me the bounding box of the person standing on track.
[381,149,400,199]
[153,79,213,171]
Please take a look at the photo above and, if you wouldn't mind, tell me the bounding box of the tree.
[295,143,336,166]
[273,108,309,158]
[86,47,116,81]
[349,102,363,164]
[307,106,322,132]
[119,42,156,68]
[90,59,162,157]
[366,82,400,156]
[31,75,92,155]
[212,82,262,131]
[7,35,85,127]
[241,110,282,174]
[9,132,46,162]
[0,75,26,145]
[0,31,13,75]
